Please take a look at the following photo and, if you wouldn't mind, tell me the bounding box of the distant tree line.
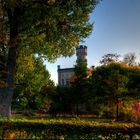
[6,52,140,121]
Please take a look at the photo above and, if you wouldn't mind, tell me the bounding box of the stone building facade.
[57,45,87,86]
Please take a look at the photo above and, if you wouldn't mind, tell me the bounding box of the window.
[66,79,69,85]
[62,79,64,85]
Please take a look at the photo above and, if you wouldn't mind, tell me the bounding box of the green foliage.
[70,58,90,113]
[73,58,88,95]
[0,0,99,117]
[127,66,140,98]
[49,86,74,114]
[1,0,99,61]
[92,62,128,99]
[74,58,88,80]
[12,48,53,111]
[91,62,129,120]
[89,60,140,120]
[37,81,56,113]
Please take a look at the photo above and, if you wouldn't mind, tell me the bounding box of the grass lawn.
[0,116,140,139]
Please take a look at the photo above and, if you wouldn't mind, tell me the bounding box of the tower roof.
[76,45,87,50]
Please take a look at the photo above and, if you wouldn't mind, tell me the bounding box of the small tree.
[123,53,136,66]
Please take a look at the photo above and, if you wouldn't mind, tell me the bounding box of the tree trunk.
[0,47,17,117]
[0,8,18,117]
[116,100,119,121]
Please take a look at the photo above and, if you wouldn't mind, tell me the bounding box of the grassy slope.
[0,116,140,139]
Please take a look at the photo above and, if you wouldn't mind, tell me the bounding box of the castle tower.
[57,45,88,86]
[76,45,87,62]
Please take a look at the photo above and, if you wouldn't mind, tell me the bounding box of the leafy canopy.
[13,48,52,109]
[1,0,98,61]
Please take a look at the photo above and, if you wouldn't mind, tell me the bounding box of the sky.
[45,0,140,84]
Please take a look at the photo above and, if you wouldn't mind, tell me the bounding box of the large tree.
[92,62,128,120]
[0,0,99,117]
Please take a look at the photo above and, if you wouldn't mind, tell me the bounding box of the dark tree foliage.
[49,85,74,115]
[12,56,52,112]
[127,66,140,97]
[92,62,129,120]
[71,58,89,114]
[0,45,7,87]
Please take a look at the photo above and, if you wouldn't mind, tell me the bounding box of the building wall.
[58,67,74,86]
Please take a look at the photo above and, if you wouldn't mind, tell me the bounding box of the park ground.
[0,114,140,139]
